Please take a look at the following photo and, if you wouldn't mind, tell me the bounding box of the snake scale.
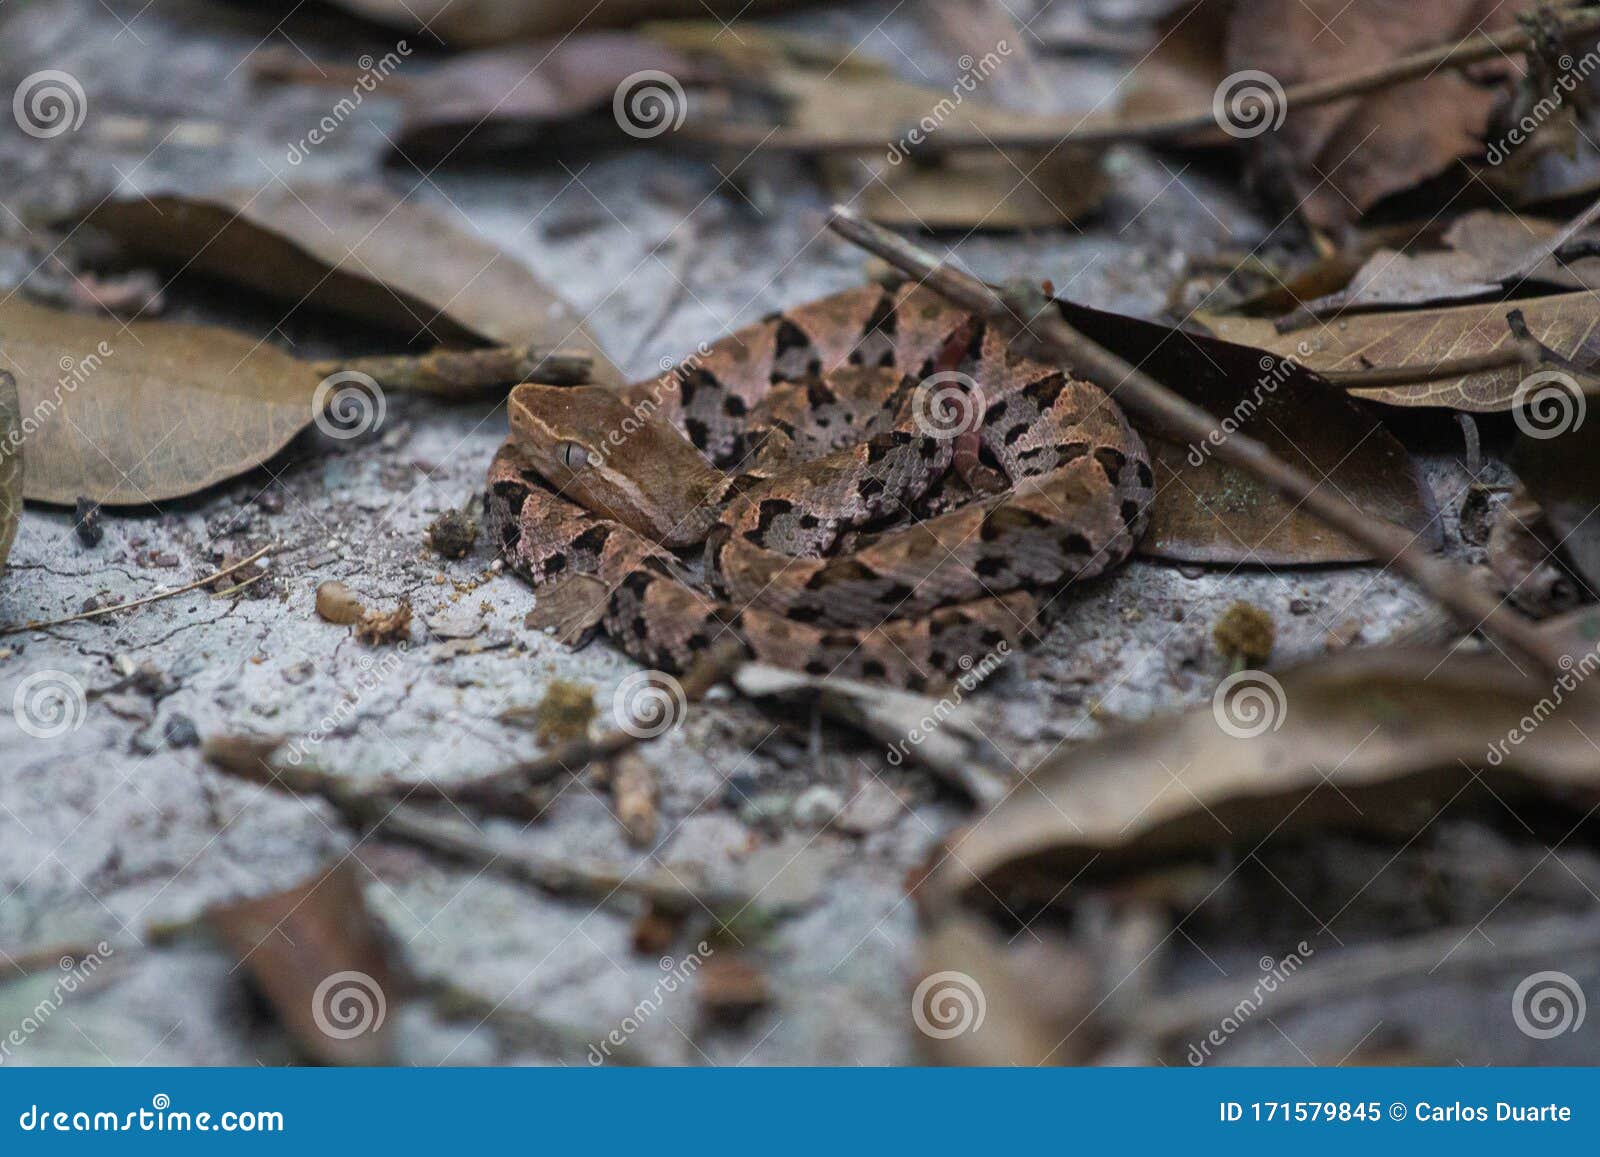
[486,282,1153,692]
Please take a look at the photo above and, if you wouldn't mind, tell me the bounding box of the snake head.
[507,383,721,548]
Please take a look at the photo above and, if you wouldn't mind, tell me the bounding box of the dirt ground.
[2,0,1598,1067]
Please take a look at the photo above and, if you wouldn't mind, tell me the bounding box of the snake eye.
[556,441,590,469]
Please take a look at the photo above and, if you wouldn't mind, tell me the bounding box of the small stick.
[0,545,272,636]
[690,8,1600,154]
[307,345,593,396]
[1317,336,1543,390]
[825,205,1582,688]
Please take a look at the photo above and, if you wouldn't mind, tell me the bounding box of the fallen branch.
[693,7,1600,154]
[0,545,273,636]
[307,345,593,396]
[825,205,1582,689]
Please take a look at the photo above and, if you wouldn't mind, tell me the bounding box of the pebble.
[792,785,844,828]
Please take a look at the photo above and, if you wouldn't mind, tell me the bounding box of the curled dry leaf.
[1228,0,1532,231]
[924,647,1600,904]
[0,371,20,575]
[1,299,313,506]
[76,184,620,384]
[394,34,701,160]
[1285,211,1600,320]
[917,646,1600,1064]
[206,862,396,1066]
[1202,291,1600,410]
[1487,485,1582,616]
[1057,298,1437,563]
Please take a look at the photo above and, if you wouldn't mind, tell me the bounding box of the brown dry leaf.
[394,33,702,161]
[0,299,313,506]
[1057,298,1437,563]
[926,647,1600,901]
[917,646,1600,1063]
[1287,211,1600,319]
[1202,292,1600,410]
[0,371,20,574]
[78,184,621,384]
[1114,0,1229,140]
[668,24,1106,229]
[1228,0,1533,231]
[325,0,816,46]
[206,862,397,1066]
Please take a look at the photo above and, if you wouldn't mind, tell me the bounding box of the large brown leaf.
[207,862,396,1066]
[1,299,314,506]
[0,371,20,573]
[932,648,1600,897]
[1203,292,1600,410]
[79,185,621,384]
[1227,0,1533,231]
[917,646,1600,1064]
[1057,298,1437,563]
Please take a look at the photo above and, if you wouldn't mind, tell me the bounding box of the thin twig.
[0,545,273,636]
[689,8,1600,154]
[825,205,1582,688]
[307,345,593,396]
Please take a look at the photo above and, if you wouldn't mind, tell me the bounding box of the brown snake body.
[486,283,1153,692]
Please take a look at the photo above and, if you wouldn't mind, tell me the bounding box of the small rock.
[101,692,152,724]
[281,661,315,684]
[835,779,903,834]
[163,713,199,748]
[792,784,843,828]
[696,954,771,1023]
[1288,596,1315,616]
[254,489,285,514]
[424,606,483,640]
